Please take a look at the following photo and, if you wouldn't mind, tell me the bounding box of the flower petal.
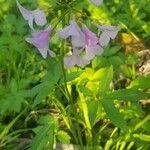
[25,37,33,44]
[48,50,56,58]
[100,25,119,39]
[33,9,47,26]
[16,0,47,30]
[107,29,119,39]
[31,28,50,49]
[69,21,83,37]
[90,0,103,6]
[86,45,103,60]
[38,48,48,58]
[71,36,85,48]
[99,31,110,46]
[58,20,86,47]
[57,26,70,39]
[77,57,90,67]
[16,0,32,20]
[82,26,98,46]
[64,47,89,68]
[25,27,56,58]
[64,56,76,68]
[28,16,34,30]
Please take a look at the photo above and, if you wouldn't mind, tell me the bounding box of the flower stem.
[60,3,84,148]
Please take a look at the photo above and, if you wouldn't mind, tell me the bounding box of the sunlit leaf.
[133,134,150,142]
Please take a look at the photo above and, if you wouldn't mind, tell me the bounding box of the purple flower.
[16,0,47,30]
[90,0,103,6]
[58,20,86,48]
[99,25,119,46]
[58,21,105,68]
[82,26,103,60]
[64,48,90,68]
[25,26,56,58]
[58,21,107,68]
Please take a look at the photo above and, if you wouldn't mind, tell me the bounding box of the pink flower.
[58,20,86,48]
[16,0,47,30]
[90,0,103,6]
[25,26,56,58]
[99,25,119,46]
[59,21,105,68]
[82,26,103,60]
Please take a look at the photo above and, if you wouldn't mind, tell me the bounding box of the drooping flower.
[58,20,86,48]
[16,0,47,30]
[64,48,90,68]
[25,26,56,58]
[90,0,103,6]
[99,25,119,46]
[82,26,103,60]
[58,21,105,67]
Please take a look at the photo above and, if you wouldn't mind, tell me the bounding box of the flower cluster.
[17,0,118,68]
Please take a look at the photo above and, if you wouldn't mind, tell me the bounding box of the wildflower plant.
[17,0,118,68]
[14,0,150,149]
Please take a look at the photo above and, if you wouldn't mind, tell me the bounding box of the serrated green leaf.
[56,130,71,144]
[38,116,57,126]
[31,116,56,150]
[31,61,63,106]
[104,89,150,101]
[33,83,54,106]
[102,99,127,130]
[0,95,24,114]
[31,125,54,150]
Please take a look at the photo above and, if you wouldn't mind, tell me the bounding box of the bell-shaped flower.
[25,26,56,58]
[16,0,47,30]
[58,20,86,48]
[64,48,90,68]
[82,26,103,60]
[99,25,119,46]
[90,0,103,6]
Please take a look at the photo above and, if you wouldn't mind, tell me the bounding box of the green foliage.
[0,0,149,149]
[128,76,150,89]
[102,99,127,130]
[98,65,113,95]
[56,130,71,144]
[104,89,150,102]
[31,116,57,150]
[0,79,31,114]
[29,61,63,106]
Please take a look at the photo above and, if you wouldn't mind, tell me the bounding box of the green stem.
[60,40,83,147]
[60,5,84,148]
